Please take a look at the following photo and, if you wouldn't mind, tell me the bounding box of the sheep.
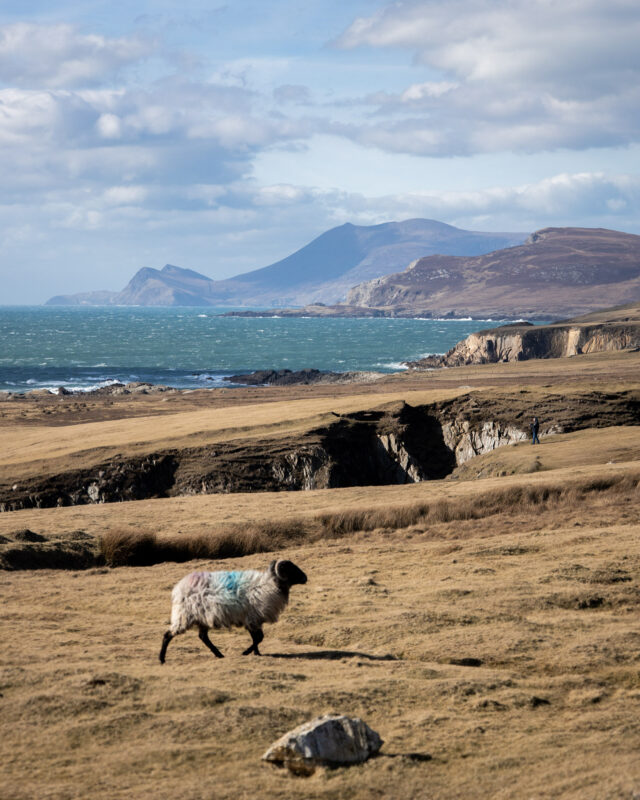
[159,559,307,663]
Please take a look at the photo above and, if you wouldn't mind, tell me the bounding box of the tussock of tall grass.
[318,504,430,535]
[99,518,311,567]
[99,472,640,567]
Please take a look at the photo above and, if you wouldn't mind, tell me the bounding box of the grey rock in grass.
[263,714,383,775]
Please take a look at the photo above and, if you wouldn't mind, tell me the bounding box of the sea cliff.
[407,304,640,368]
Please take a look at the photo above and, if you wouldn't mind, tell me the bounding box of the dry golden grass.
[2,482,640,799]
[2,351,640,797]
[98,518,309,567]
[0,451,637,544]
[89,471,639,568]
[2,348,640,481]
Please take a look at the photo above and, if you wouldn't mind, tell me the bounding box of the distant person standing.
[531,416,540,445]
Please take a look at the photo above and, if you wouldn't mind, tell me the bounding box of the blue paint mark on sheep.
[222,571,242,595]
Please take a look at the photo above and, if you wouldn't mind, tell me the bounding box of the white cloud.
[336,0,640,155]
[273,84,312,105]
[338,0,640,90]
[0,88,60,145]
[96,113,123,139]
[354,172,640,231]
[0,77,314,200]
[102,185,148,206]
[1,7,640,303]
[60,208,104,230]
[254,184,314,205]
[401,81,458,101]
[0,23,152,88]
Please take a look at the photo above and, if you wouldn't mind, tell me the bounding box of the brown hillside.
[347,227,640,319]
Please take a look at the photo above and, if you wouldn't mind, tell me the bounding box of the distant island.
[46,218,525,308]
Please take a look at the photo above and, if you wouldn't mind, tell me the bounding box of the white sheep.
[159,559,307,663]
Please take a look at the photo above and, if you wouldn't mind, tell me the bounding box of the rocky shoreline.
[0,381,179,400]
[0,370,387,399]
[5,302,638,399]
[223,368,385,386]
[219,304,542,320]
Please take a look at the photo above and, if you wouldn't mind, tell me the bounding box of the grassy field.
[2,473,640,799]
[2,350,640,798]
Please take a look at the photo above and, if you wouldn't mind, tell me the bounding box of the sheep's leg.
[242,628,264,656]
[198,625,224,658]
[159,630,173,664]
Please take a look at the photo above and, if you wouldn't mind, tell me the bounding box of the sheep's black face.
[276,560,307,586]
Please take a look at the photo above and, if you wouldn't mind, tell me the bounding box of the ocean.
[0,306,531,393]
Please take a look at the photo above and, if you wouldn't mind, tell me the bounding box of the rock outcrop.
[223,368,384,386]
[407,303,640,368]
[441,419,529,463]
[0,381,177,400]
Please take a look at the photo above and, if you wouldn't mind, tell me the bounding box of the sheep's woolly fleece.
[169,569,289,635]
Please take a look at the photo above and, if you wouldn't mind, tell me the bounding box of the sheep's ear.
[269,560,278,577]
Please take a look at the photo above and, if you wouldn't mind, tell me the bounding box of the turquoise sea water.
[0,306,537,393]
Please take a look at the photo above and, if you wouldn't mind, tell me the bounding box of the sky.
[1,0,639,303]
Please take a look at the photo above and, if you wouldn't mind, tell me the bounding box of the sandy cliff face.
[446,324,639,367]
[407,316,640,369]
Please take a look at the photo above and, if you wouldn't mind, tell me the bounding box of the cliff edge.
[407,302,640,369]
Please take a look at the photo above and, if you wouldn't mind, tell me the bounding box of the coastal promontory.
[407,301,640,368]
[347,227,640,320]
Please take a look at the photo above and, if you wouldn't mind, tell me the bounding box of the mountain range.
[45,219,526,307]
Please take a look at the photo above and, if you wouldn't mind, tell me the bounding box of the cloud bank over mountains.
[0,1,639,302]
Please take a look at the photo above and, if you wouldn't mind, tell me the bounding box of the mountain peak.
[44,218,527,307]
[161,264,212,281]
